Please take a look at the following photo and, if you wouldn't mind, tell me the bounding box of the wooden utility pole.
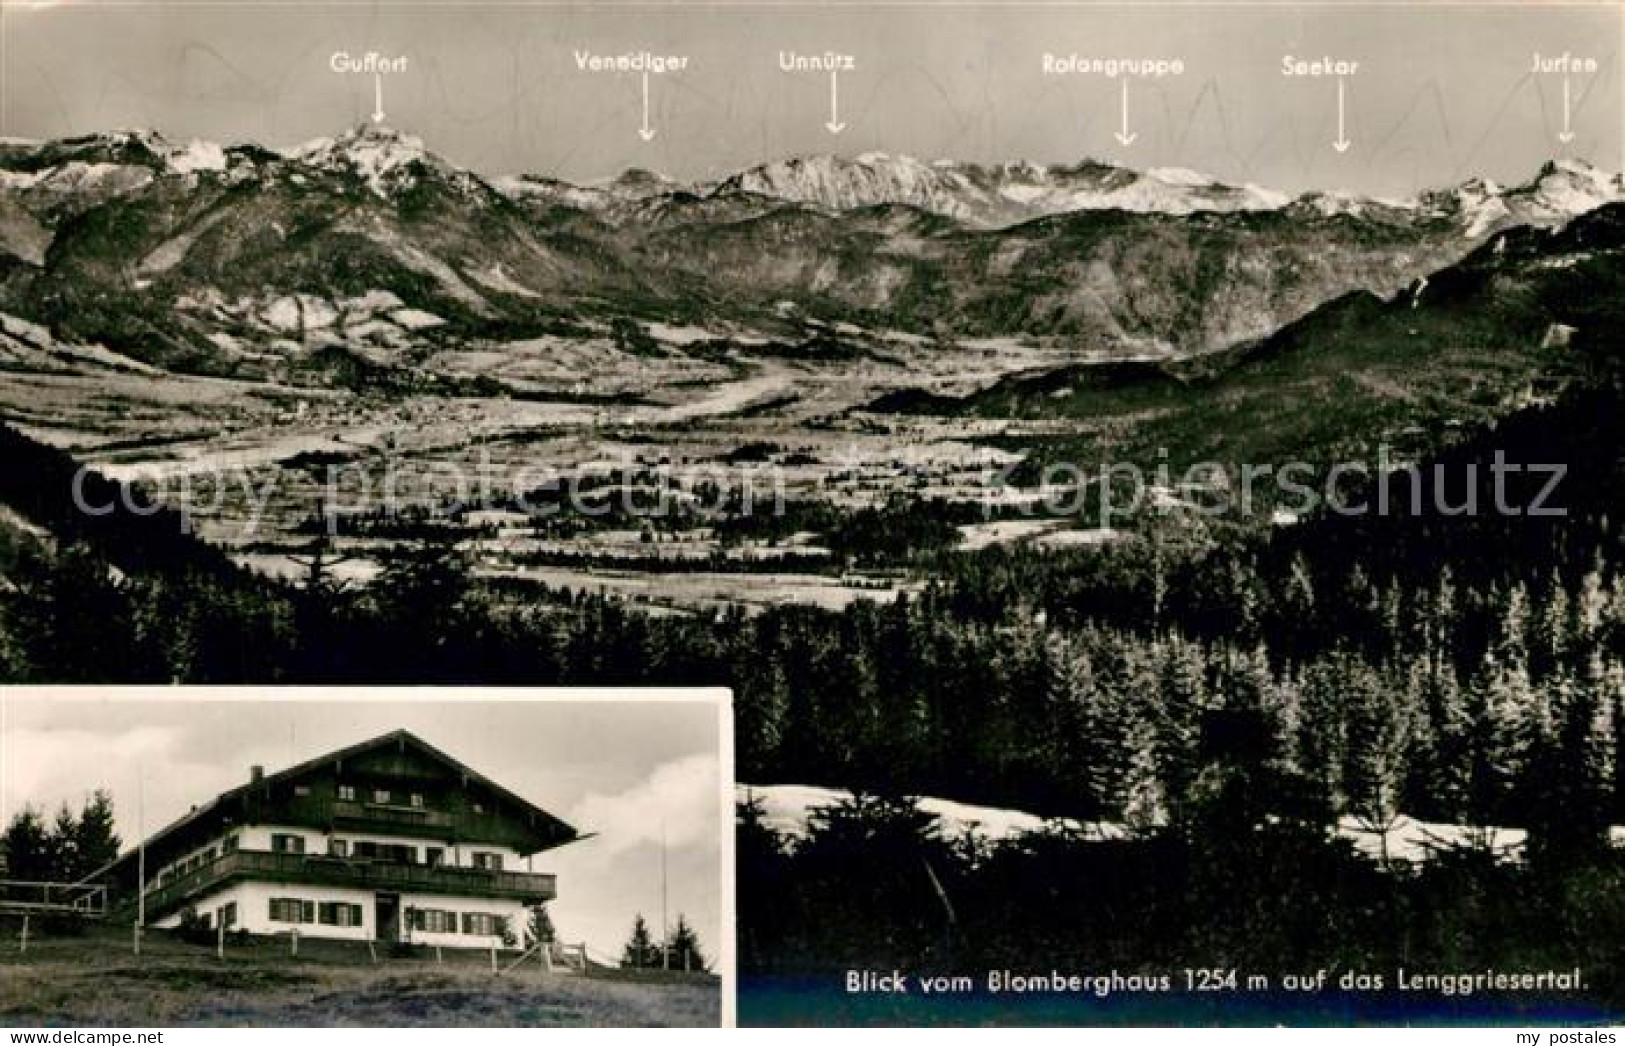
[135,762,145,957]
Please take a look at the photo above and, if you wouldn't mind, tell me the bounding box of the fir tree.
[523,902,557,954]
[0,807,52,881]
[667,914,708,972]
[622,913,660,969]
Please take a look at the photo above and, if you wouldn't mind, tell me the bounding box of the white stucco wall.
[152,880,530,949]
[397,893,529,950]
[152,881,375,940]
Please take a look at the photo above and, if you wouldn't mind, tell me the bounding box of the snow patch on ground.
[1462,194,1512,238]
[738,784,1125,844]
[341,290,406,313]
[743,784,1563,867]
[166,139,227,175]
[0,170,44,191]
[647,322,717,346]
[35,162,154,195]
[1335,815,1527,864]
[263,296,303,333]
[391,308,445,330]
[1148,166,1214,188]
[471,265,541,299]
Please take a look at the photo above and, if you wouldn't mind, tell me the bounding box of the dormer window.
[373,788,391,805]
[293,784,311,797]
[338,785,356,801]
[472,801,484,814]
[410,793,425,808]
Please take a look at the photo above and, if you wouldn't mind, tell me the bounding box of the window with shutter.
[414,909,456,933]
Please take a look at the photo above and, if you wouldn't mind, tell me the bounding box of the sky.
[0,689,729,967]
[0,1,1620,197]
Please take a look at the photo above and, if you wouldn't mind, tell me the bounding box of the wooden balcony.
[136,850,556,921]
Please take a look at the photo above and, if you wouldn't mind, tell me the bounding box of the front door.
[375,892,399,942]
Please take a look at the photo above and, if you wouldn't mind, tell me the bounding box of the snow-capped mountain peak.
[1524,157,1624,215]
[90,128,173,154]
[165,139,228,175]
[284,123,451,197]
[1418,158,1625,238]
[722,152,949,214]
[1146,166,1214,188]
[706,152,1296,227]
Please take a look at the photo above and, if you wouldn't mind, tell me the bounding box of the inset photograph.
[0,687,732,1028]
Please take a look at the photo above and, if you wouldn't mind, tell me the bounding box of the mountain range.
[0,124,1620,383]
[876,196,1625,487]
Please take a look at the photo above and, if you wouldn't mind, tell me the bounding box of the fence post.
[132,921,141,957]
[369,941,378,965]
[216,916,224,960]
[290,928,299,958]
[436,945,443,965]
[18,915,27,954]
[490,942,497,973]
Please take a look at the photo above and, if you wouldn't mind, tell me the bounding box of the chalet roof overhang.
[91,729,581,883]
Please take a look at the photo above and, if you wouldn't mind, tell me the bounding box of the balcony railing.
[137,850,555,920]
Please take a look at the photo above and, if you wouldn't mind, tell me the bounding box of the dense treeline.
[5,459,1624,844]
[5,378,1625,840]
[737,792,1625,1007]
[1,790,120,883]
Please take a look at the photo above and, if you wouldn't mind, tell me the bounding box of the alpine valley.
[1,123,1622,585]
[10,123,1625,1018]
